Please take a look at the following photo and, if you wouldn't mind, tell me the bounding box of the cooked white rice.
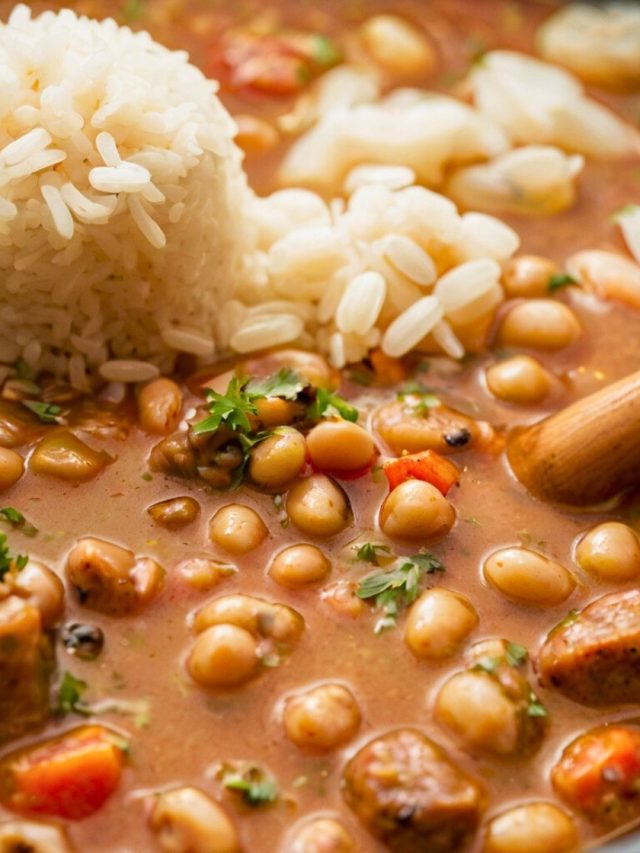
[0,4,249,387]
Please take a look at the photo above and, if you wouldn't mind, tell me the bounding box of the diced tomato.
[383,450,459,495]
[1,725,127,820]
[552,726,640,822]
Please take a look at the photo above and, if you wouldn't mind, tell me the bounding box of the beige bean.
[0,447,24,491]
[486,355,551,405]
[286,475,351,537]
[194,594,304,645]
[209,504,267,555]
[285,816,356,853]
[483,802,579,853]
[137,377,183,435]
[0,820,73,853]
[234,114,279,154]
[269,544,331,589]
[498,300,581,351]
[483,547,575,606]
[187,624,259,688]
[361,14,437,77]
[575,522,640,581]
[29,431,113,482]
[404,589,478,659]
[13,560,65,628]
[283,684,361,750]
[379,480,455,542]
[249,428,306,489]
[175,558,236,592]
[306,420,375,475]
[502,255,561,299]
[149,786,240,853]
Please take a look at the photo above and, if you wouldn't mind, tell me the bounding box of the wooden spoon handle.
[507,370,640,507]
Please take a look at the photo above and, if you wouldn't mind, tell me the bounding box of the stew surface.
[1,1,640,852]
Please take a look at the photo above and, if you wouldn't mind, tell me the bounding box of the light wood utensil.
[507,370,640,507]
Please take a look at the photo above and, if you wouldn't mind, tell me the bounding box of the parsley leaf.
[311,33,341,67]
[548,273,578,293]
[356,550,445,632]
[308,387,358,423]
[472,657,500,674]
[21,400,62,424]
[356,543,391,565]
[192,377,257,437]
[505,642,528,668]
[527,692,548,718]
[245,368,308,401]
[0,532,28,580]
[220,764,277,807]
[0,507,38,538]
[54,671,91,717]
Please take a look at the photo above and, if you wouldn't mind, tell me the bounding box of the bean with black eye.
[444,428,471,448]
[61,622,105,660]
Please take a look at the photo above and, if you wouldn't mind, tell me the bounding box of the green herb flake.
[220,764,277,807]
[54,671,91,717]
[308,387,358,423]
[505,641,528,668]
[21,400,62,424]
[548,273,578,293]
[121,0,144,21]
[245,368,308,401]
[311,33,341,67]
[356,542,391,565]
[357,550,444,632]
[347,369,373,387]
[192,376,257,437]
[472,657,500,674]
[0,507,38,537]
[527,692,548,718]
[0,531,28,580]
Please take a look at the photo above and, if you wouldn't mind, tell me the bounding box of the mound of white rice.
[0,4,250,387]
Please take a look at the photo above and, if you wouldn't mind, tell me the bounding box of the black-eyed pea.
[379,480,455,542]
[149,787,240,853]
[482,802,579,853]
[502,255,562,299]
[0,447,24,491]
[485,356,552,405]
[498,300,581,351]
[0,820,73,853]
[209,504,267,555]
[483,547,575,606]
[285,816,356,853]
[137,377,183,435]
[404,589,478,659]
[575,522,640,582]
[187,624,259,688]
[269,545,331,589]
[283,684,361,751]
[286,475,352,537]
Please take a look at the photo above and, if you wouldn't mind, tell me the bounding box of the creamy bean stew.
[2,2,640,852]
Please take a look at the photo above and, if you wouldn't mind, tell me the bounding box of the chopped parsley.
[0,507,38,537]
[0,531,27,580]
[548,273,578,293]
[356,542,392,565]
[53,672,91,717]
[311,34,341,67]
[505,641,528,668]
[192,376,257,437]
[307,387,358,423]
[357,550,445,633]
[527,692,548,718]
[245,368,307,401]
[220,764,277,807]
[21,400,63,424]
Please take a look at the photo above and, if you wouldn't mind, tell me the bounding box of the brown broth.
[2,0,640,851]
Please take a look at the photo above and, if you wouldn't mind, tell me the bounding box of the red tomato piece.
[383,450,459,495]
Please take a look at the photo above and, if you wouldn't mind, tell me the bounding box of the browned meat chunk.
[0,597,53,744]
[342,728,485,852]
[537,589,640,706]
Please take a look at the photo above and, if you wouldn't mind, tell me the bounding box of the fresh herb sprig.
[548,273,578,293]
[356,550,445,633]
[220,764,277,807]
[21,400,63,424]
[53,672,91,717]
[0,507,38,537]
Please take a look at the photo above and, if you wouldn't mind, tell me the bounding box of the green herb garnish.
[54,672,91,717]
[121,0,144,21]
[356,543,392,565]
[311,34,341,67]
[245,368,307,401]
[527,692,548,718]
[192,376,257,437]
[0,507,38,537]
[220,764,277,807]
[0,531,27,580]
[505,641,528,668]
[21,400,62,424]
[357,550,445,633]
[308,387,358,423]
[548,273,578,293]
